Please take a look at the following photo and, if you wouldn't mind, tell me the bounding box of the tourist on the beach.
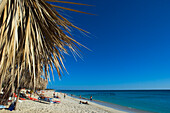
[56,93,60,98]
[79,101,89,105]
[53,92,55,97]
[90,96,92,101]
[64,93,66,98]
[30,90,33,97]
[26,90,29,94]
[80,95,81,98]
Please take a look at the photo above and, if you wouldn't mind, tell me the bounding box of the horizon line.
[47,88,170,91]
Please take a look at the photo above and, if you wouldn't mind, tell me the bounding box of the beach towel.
[19,97,26,100]
[0,105,6,109]
[53,100,61,104]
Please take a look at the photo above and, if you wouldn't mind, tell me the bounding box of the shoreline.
[66,94,152,113]
[60,93,127,113]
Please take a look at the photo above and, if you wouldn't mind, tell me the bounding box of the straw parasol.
[0,0,90,107]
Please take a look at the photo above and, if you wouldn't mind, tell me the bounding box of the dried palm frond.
[0,0,90,103]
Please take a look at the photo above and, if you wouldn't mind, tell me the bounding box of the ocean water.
[57,90,170,113]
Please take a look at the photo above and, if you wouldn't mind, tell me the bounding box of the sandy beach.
[0,90,127,113]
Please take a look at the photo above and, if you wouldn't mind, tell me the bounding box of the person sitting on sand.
[56,95,60,98]
[53,93,60,98]
[56,93,60,98]
[30,90,33,97]
[26,90,29,94]
[38,95,52,103]
[39,94,45,99]
[20,92,27,98]
[79,101,89,105]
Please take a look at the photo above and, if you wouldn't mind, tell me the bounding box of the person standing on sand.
[64,93,66,99]
[80,95,81,99]
[53,92,55,98]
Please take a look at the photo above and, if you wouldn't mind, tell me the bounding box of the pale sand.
[0,90,127,113]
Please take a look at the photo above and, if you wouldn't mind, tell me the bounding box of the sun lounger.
[38,96,53,103]
[38,96,58,104]
[19,97,26,100]
[27,96,38,101]
[13,93,26,100]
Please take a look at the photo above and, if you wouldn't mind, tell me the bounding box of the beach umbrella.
[0,0,90,106]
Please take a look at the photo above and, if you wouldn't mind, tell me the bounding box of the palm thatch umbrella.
[0,0,90,106]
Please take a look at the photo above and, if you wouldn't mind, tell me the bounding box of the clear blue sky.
[48,0,170,90]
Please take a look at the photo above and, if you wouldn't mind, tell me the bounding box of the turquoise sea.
[57,90,170,113]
